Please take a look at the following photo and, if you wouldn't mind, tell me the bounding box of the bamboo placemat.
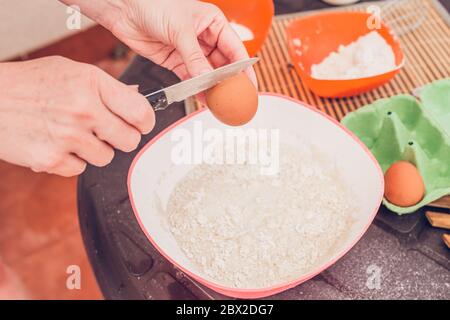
[254,0,450,121]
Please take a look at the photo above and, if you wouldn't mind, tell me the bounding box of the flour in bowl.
[230,22,254,41]
[311,31,396,80]
[166,143,356,289]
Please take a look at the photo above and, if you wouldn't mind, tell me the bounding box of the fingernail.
[128,84,140,91]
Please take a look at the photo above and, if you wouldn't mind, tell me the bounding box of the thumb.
[176,29,213,78]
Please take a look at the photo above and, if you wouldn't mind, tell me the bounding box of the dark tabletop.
[78,0,450,300]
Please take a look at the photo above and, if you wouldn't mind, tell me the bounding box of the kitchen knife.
[144,57,259,111]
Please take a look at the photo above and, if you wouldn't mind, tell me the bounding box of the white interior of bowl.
[129,94,383,290]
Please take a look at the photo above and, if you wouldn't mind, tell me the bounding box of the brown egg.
[384,161,425,207]
[205,72,258,126]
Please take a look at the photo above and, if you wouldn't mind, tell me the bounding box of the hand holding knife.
[143,58,259,111]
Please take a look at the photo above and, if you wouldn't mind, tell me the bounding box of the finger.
[207,48,229,68]
[49,154,87,177]
[97,70,155,134]
[215,22,249,62]
[172,64,190,81]
[71,132,115,167]
[175,28,213,77]
[92,108,143,153]
[197,38,230,68]
[170,40,222,79]
[128,84,140,91]
[151,50,189,80]
[207,20,258,88]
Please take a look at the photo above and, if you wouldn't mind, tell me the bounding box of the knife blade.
[144,57,259,111]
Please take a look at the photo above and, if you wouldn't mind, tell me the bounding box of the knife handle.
[144,90,169,112]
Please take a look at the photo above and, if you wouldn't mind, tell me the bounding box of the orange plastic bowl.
[286,11,405,98]
[204,0,274,57]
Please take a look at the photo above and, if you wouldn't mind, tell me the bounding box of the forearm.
[58,0,127,29]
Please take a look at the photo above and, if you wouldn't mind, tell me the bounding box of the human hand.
[0,56,155,176]
[64,0,257,85]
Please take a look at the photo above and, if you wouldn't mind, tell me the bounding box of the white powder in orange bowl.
[311,31,396,80]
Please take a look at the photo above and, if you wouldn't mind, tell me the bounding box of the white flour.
[166,144,356,289]
[311,31,396,80]
[230,22,254,41]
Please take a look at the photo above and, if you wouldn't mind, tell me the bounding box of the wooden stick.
[443,234,450,249]
[425,211,450,230]
[429,196,450,210]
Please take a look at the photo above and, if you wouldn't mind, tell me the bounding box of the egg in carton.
[342,79,450,215]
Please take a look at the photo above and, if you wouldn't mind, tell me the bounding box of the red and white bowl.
[128,94,384,298]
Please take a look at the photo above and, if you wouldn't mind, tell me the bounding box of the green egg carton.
[341,79,450,215]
